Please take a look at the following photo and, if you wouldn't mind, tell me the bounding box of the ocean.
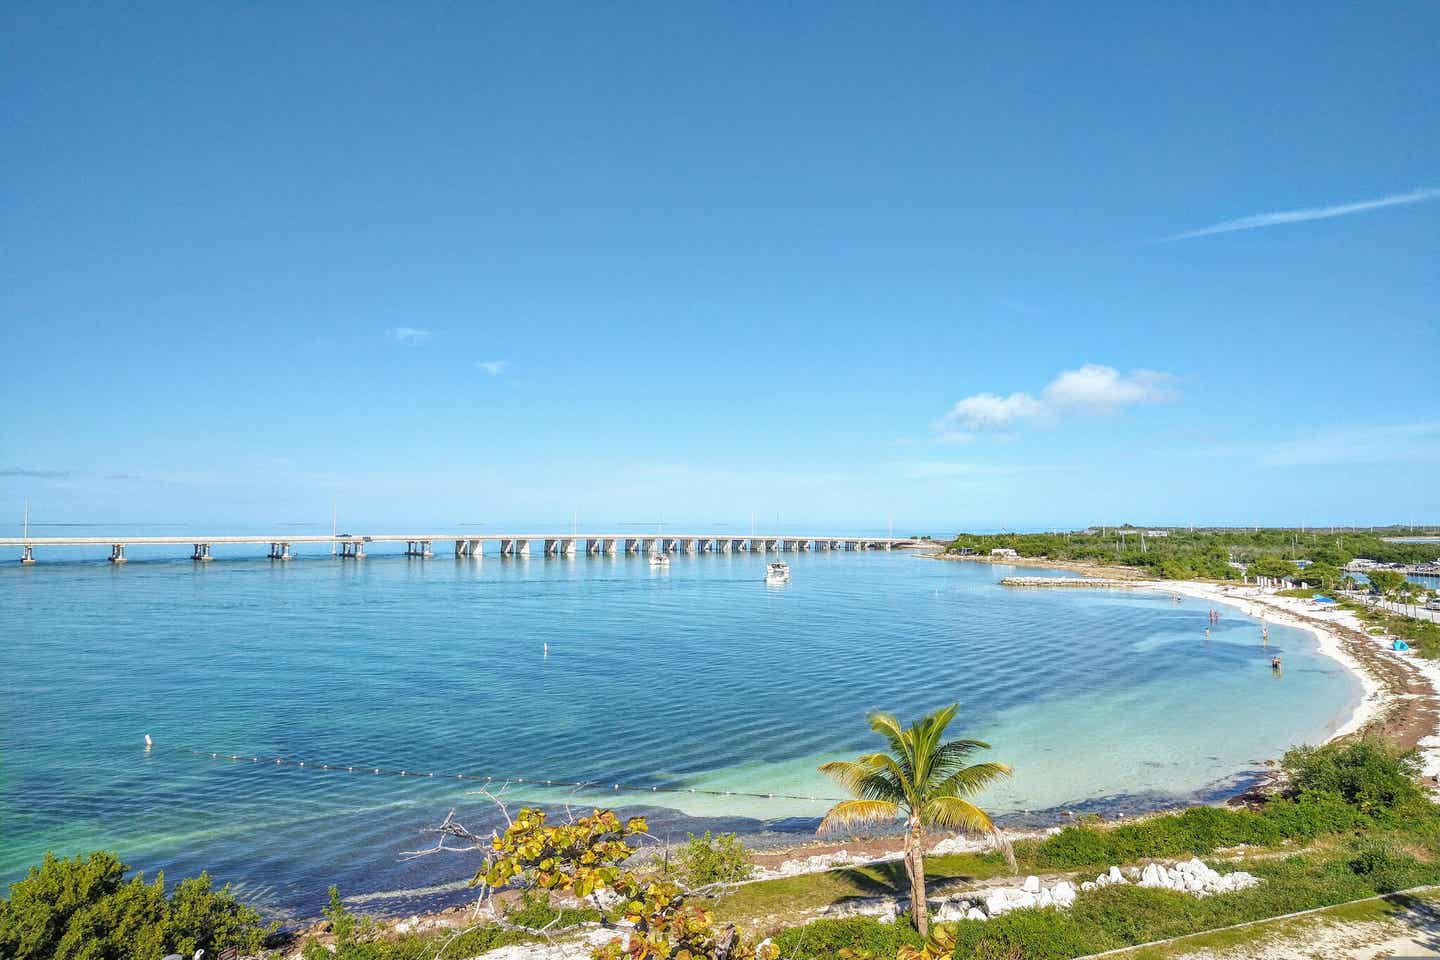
[0,536,1361,919]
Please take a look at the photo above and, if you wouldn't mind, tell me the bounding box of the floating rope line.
[163,745,845,804]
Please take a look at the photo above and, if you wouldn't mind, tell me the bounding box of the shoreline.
[270,555,1440,934]
[933,551,1440,760]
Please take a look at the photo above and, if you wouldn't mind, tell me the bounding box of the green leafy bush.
[505,889,600,930]
[1257,795,1366,839]
[670,831,754,888]
[1031,806,1281,870]
[0,851,273,960]
[1280,739,1424,817]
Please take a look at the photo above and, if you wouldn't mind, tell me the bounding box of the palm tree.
[816,704,1012,935]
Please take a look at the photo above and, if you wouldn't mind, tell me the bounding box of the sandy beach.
[1146,579,1440,779]
[934,552,1440,763]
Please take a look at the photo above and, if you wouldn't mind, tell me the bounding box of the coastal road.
[1366,598,1440,625]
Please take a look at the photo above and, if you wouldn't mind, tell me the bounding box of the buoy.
[144,734,153,749]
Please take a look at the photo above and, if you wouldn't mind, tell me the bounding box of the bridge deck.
[0,534,914,547]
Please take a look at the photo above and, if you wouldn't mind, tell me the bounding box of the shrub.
[1031,806,1281,870]
[1258,795,1365,839]
[770,916,922,959]
[321,885,380,945]
[0,851,273,960]
[671,831,753,888]
[1028,825,1113,869]
[1280,739,1425,817]
[506,889,600,930]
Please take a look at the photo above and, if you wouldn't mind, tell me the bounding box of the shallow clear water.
[1,544,1361,918]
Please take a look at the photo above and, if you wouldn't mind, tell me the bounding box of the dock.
[1,533,919,565]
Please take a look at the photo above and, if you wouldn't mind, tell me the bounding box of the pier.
[1,533,918,565]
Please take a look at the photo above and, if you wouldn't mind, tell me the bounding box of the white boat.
[649,552,670,567]
[765,561,790,582]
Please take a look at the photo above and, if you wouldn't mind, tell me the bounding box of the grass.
[714,800,1369,925]
[713,853,1009,921]
[767,837,1440,959]
[721,742,1440,957]
[1344,600,1440,658]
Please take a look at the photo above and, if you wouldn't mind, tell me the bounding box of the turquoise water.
[1,543,1361,918]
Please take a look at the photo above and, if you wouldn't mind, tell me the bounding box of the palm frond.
[817,799,900,833]
[867,711,905,743]
[991,826,1017,871]
[931,761,1013,798]
[919,795,995,832]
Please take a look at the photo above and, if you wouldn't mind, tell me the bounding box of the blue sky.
[3,3,1437,531]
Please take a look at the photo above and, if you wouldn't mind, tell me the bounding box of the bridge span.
[1,533,920,564]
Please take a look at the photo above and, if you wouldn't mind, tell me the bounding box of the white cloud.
[935,364,1179,440]
[475,360,508,375]
[1041,364,1178,411]
[1162,187,1440,242]
[935,392,1045,441]
[387,327,432,344]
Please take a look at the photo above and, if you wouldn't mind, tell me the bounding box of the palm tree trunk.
[905,818,928,936]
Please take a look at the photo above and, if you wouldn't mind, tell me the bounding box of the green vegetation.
[946,527,1439,581]
[0,851,276,960]
[16,735,1440,959]
[736,738,1439,958]
[774,829,1440,959]
[667,831,754,888]
[1366,569,1409,595]
[298,921,534,960]
[1343,599,1440,657]
[818,704,1013,935]
[295,887,594,960]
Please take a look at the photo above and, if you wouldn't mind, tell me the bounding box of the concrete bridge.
[1,533,918,564]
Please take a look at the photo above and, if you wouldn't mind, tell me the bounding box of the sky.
[2,3,1438,532]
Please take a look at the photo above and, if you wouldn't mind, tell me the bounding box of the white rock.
[1107,866,1125,884]
[1022,875,1041,893]
[1011,891,1037,910]
[984,890,1010,916]
[1037,889,1054,908]
[1080,880,1095,892]
[1051,882,1076,906]
[931,836,986,855]
[966,907,987,921]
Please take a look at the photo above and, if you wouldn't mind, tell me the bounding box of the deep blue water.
[0,544,1361,919]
